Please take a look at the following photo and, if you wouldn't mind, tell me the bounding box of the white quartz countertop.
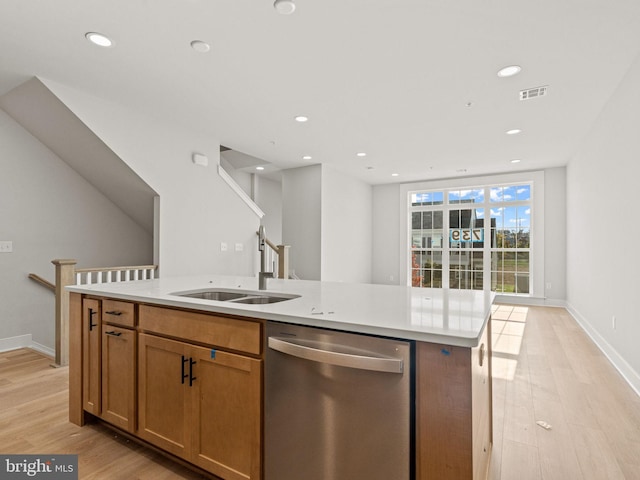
[67,275,494,347]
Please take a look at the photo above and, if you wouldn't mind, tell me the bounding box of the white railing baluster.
[73,264,157,286]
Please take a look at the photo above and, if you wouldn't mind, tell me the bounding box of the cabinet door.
[137,333,191,458]
[101,325,136,432]
[82,298,101,415]
[189,345,262,480]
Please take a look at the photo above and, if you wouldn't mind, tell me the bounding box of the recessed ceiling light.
[190,40,211,53]
[302,155,312,160]
[256,166,265,171]
[510,159,522,164]
[391,173,399,177]
[274,0,296,14]
[497,65,522,78]
[294,115,308,123]
[506,129,522,135]
[356,152,367,157]
[85,32,113,47]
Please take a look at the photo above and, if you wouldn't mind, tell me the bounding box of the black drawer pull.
[105,331,122,337]
[105,310,123,316]
[88,308,97,331]
[189,358,197,387]
[181,355,189,384]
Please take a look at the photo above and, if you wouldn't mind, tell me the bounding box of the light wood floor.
[489,305,640,480]
[1,305,639,479]
[0,349,211,479]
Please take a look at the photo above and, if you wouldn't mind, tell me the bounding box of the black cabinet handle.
[189,358,197,387]
[105,331,122,337]
[88,308,97,331]
[181,355,189,384]
[105,310,122,316]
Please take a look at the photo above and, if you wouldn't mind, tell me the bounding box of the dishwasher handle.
[268,336,404,373]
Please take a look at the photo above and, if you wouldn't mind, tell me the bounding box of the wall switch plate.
[235,243,243,252]
[0,241,13,253]
[220,242,228,252]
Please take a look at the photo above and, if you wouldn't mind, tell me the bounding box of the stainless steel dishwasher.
[265,321,414,480]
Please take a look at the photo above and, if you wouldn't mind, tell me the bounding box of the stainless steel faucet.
[258,225,273,290]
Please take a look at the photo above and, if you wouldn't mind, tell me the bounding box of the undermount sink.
[171,288,300,305]
[177,290,248,301]
[232,295,295,304]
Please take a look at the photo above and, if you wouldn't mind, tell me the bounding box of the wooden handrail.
[256,231,290,279]
[28,273,55,292]
[265,238,279,253]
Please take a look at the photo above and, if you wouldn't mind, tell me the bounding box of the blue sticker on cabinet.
[211,349,216,359]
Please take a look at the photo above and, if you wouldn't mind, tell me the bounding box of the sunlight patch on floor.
[491,304,529,381]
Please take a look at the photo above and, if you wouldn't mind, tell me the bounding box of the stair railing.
[257,233,290,279]
[45,259,158,367]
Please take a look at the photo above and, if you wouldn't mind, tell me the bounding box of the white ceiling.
[2,0,640,185]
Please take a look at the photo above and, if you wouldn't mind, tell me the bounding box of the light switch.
[0,241,13,253]
[220,242,228,252]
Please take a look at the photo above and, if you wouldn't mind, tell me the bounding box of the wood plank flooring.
[0,349,211,479]
[1,305,639,479]
[489,305,640,480]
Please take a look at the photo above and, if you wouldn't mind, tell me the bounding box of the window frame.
[399,171,545,297]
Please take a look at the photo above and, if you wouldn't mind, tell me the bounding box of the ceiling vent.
[519,85,548,101]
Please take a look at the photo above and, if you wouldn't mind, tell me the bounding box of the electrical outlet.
[0,241,13,253]
[235,243,243,252]
[546,282,552,289]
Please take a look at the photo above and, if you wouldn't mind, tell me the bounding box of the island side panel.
[416,341,473,480]
[69,292,84,426]
[472,319,493,480]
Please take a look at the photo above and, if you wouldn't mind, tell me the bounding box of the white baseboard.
[30,341,55,358]
[0,334,32,352]
[0,334,55,358]
[566,303,640,398]
[495,294,567,308]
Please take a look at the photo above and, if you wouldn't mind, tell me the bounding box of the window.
[409,182,533,295]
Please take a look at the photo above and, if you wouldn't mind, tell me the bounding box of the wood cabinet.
[81,297,137,430]
[101,324,136,432]
[82,298,101,415]
[101,298,137,433]
[189,342,261,480]
[137,305,263,480]
[415,319,492,480]
[138,333,262,480]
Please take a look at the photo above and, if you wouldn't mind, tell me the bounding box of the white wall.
[372,184,401,285]
[0,109,152,352]
[321,166,372,283]
[282,165,322,280]
[543,167,566,301]
[566,53,640,393]
[255,175,283,246]
[44,79,260,278]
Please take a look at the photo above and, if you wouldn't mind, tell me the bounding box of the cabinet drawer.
[139,305,262,356]
[102,299,136,328]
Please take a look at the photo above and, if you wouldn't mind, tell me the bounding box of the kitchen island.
[67,275,493,480]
